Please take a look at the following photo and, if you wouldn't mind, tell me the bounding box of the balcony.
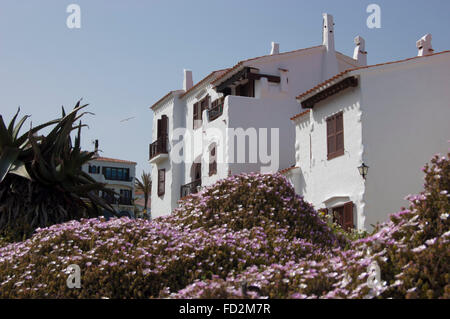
[208,101,224,122]
[103,175,133,182]
[102,194,133,206]
[149,135,169,163]
[180,179,202,198]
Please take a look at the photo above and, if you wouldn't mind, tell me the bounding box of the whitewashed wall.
[293,87,365,229]
[150,43,363,217]
[360,53,450,229]
[293,52,450,231]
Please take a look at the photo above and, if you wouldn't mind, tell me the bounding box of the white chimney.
[416,34,434,56]
[353,36,367,66]
[322,13,338,81]
[322,13,335,52]
[271,42,280,55]
[183,69,193,91]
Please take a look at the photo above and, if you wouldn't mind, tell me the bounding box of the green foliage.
[0,101,114,241]
[135,171,151,218]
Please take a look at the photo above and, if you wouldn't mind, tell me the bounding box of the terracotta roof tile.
[278,166,299,175]
[179,69,229,99]
[93,157,137,165]
[296,50,450,101]
[150,90,181,110]
[290,109,311,121]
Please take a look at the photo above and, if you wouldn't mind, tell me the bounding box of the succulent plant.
[0,101,115,241]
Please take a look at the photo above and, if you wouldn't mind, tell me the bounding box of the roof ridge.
[179,68,229,99]
[94,156,137,165]
[290,109,311,121]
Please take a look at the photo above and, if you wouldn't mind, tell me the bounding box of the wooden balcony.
[149,135,168,163]
[180,179,202,198]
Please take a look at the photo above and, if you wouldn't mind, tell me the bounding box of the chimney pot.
[417,34,433,56]
[271,42,280,55]
[183,69,193,91]
[353,36,367,66]
[322,13,335,52]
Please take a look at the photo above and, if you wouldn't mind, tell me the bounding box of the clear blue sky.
[1,0,449,177]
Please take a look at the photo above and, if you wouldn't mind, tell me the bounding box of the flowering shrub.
[0,154,448,298]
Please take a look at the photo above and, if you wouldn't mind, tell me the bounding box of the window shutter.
[158,169,165,196]
[200,96,209,121]
[193,102,199,128]
[327,117,336,155]
[343,201,354,230]
[335,113,344,153]
[161,116,168,136]
[157,118,162,138]
[327,112,344,159]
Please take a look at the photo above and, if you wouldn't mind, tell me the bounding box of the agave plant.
[0,101,115,241]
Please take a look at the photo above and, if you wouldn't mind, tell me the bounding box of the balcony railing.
[149,135,168,160]
[102,194,133,206]
[103,175,133,182]
[180,179,202,198]
[208,102,224,122]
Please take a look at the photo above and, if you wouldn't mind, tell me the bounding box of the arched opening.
[209,143,217,176]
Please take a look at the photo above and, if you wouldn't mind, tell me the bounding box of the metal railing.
[208,103,224,122]
[102,194,132,206]
[180,179,202,198]
[149,135,168,160]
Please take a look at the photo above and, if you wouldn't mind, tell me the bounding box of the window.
[209,97,224,121]
[209,145,217,176]
[102,167,130,181]
[326,112,344,160]
[88,165,100,174]
[119,189,132,205]
[158,169,165,196]
[193,95,210,129]
[332,202,354,230]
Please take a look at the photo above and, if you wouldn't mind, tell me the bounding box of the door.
[193,163,201,181]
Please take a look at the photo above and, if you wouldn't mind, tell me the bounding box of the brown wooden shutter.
[161,115,168,136]
[343,201,354,230]
[327,117,336,156]
[327,112,344,160]
[193,102,198,128]
[158,169,165,196]
[200,95,209,121]
[335,113,344,153]
[157,118,162,138]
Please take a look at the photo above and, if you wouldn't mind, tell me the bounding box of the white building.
[288,34,450,231]
[82,156,137,215]
[149,14,367,217]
